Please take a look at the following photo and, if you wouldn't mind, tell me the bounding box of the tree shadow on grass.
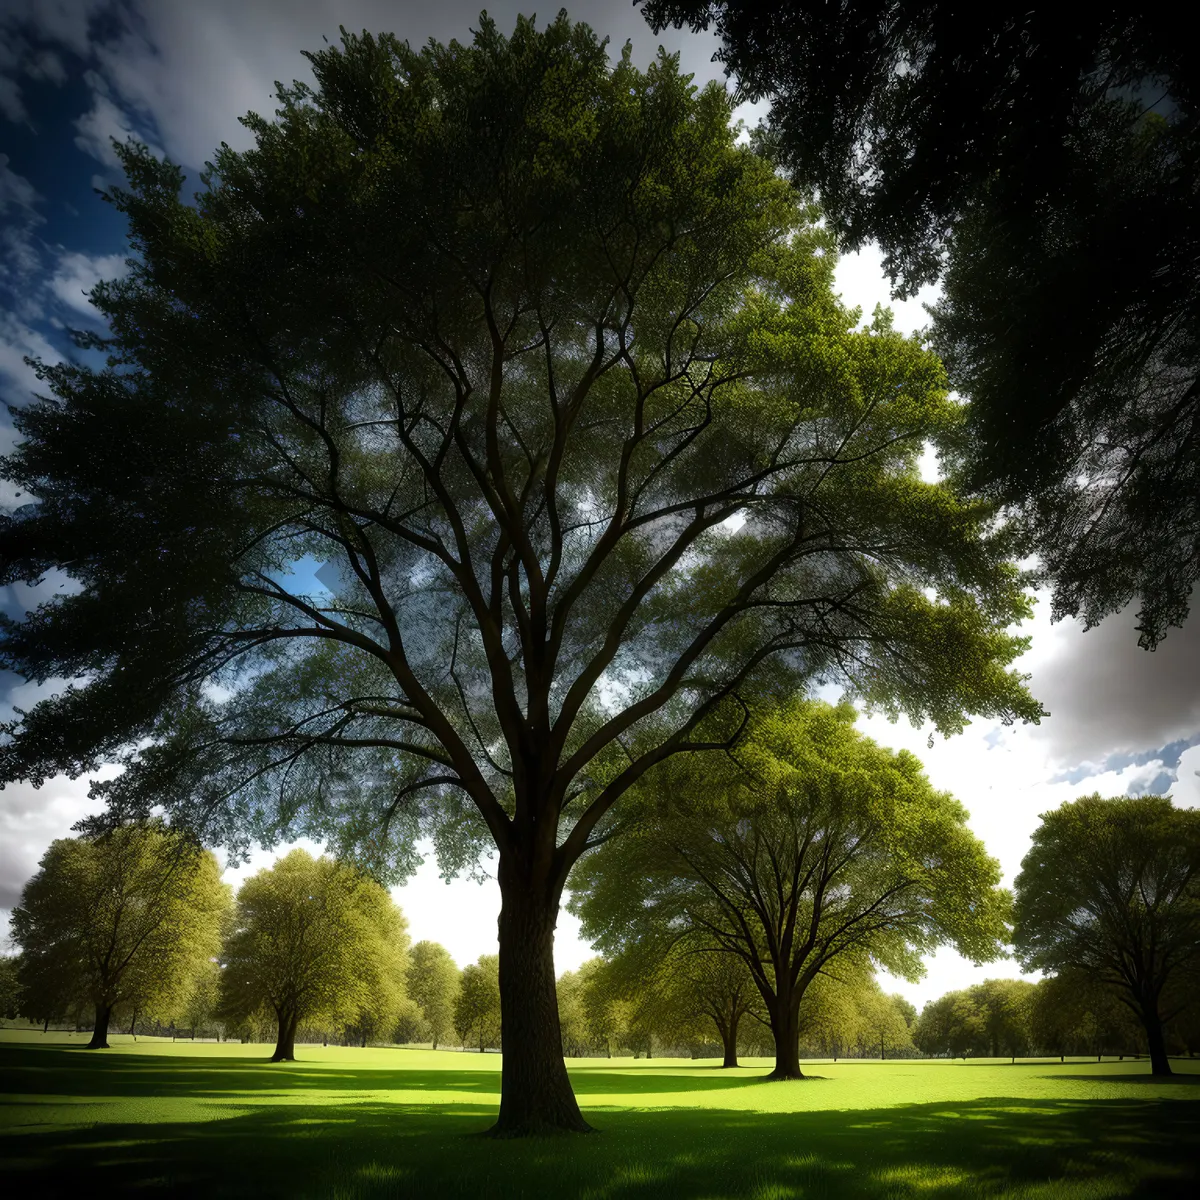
[0,1044,768,1101]
[2,1095,1197,1199]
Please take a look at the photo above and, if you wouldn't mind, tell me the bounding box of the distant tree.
[973,979,1036,1061]
[555,970,591,1058]
[407,942,460,1050]
[0,14,1043,1135]
[571,699,1009,1079]
[914,989,986,1058]
[592,936,757,1063]
[1014,793,1200,1076]
[854,982,918,1060]
[10,823,229,1048]
[641,0,1200,648]
[0,955,22,1023]
[454,955,501,1052]
[668,947,759,1068]
[340,888,411,1048]
[218,849,408,1061]
[577,957,633,1059]
[1029,970,1140,1061]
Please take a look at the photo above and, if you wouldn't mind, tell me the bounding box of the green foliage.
[0,956,22,1023]
[571,697,1010,1074]
[10,822,229,1032]
[1029,970,1141,1059]
[219,849,410,1051]
[914,979,1035,1059]
[406,941,460,1049]
[453,955,501,1052]
[555,969,591,1057]
[641,1,1200,645]
[1013,792,1200,1072]
[0,13,1039,883]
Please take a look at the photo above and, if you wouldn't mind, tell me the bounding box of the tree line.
[1,5,1196,1133]
[6,701,1197,1077]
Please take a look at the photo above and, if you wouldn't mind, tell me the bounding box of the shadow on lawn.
[3,1095,1198,1198]
[0,1044,772,1101]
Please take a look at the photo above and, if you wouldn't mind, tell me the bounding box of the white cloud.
[72,73,147,167]
[0,771,113,943]
[833,241,942,337]
[48,249,127,317]
[1172,744,1200,810]
[0,311,59,402]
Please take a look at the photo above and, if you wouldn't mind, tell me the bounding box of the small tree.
[454,955,501,1052]
[1014,793,1200,1076]
[10,823,229,1048]
[218,849,408,1061]
[1029,970,1137,1061]
[407,941,460,1049]
[602,936,759,1066]
[571,699,1010,1078]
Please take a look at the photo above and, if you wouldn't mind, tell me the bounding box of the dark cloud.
[1026,602,1200,766]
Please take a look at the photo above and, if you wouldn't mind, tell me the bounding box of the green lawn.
[1,1031,1196,1198]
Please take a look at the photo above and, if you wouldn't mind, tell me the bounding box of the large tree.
[218,849,409,1061]
[0,16,1039,1133]
[642,1,1200,649]
[570,699,1010,1079]
[407,941,460,1050]
[10,822,229,1048]
[1013,793,1200,1077]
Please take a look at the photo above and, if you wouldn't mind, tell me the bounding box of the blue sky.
[2,0,1199,1008]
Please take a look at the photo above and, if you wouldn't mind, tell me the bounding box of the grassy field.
[1,1031,1197,1198]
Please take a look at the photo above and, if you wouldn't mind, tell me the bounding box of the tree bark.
[491,865,591,1136]
[767,991,803,1080]
[1142,1006,1172,1077]
[715,1010,740,1068]
[271,1007,298,1062]
[87,1002,112,1049]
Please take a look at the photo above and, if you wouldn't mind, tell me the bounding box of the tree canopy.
[10,822,229,1048]
[1013,793,1200,1076]
[570,698,1009,1078]
[218,849,409,1061]
[0,13,1039,1133]
[914,979,1034,1060]
[642,1,1200,648]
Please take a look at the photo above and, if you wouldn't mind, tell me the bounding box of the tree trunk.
[1142,1006,1172,1077]
[271,1007,298,1062]
[87,1002,112,1049]
[767,990,803,1080]
[492,868,590,1136]
[715,1009,740,1068]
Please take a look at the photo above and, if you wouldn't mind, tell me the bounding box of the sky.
[2,0,1199,1012]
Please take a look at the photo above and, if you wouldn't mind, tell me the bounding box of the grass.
[1,1030,1197,1198]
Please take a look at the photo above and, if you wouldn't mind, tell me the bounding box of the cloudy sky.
[2,0,1198,1011]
